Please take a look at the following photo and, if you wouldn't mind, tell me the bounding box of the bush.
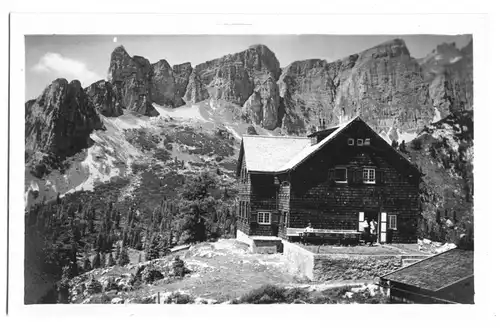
[239,284,288,304]
[171,256,190,277]
[412,138,423,150]
[86,276,103,295]
[165,292,194,304]
[141,265,164,284]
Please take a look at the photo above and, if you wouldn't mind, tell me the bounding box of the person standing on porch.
[370,220,378,246]
[362,219,370,244]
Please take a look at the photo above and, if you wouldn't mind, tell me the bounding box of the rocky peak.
[359,38,410,60]
[25,78,104,161]
[107,46,158,116]
[85,80,124,117]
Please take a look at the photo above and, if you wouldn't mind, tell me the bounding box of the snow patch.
[432,106,442,123]
[449,56,462,64]
[154,103,209,122]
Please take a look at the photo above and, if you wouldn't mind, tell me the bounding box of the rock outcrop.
[25,78,104,159]
[85,80,123,117]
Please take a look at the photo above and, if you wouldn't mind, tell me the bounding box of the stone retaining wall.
[282,241,315,280]
[313,254,402,281]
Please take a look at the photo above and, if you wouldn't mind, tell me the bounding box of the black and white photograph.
[4,7,497,325]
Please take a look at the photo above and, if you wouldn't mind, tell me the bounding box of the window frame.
[357,138,364,146]
[283,211,288,227]
[257,212,272,225]
[388,215,397,230]
[329,167,348,183]
[364,138,371,146]
[363,168,376,184]
[348,138,355,146]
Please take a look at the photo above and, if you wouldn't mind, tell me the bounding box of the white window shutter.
[380,212,387,243]
[358,212,365,231]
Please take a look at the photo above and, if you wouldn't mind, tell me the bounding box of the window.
[363,168,376,184]
[365,138,371,146]
[329,167,347,183]
[388,215,397,230]
[258,212,271,225]
[357,139,364,146]
[283,211,288,227]
[348,138,354,146]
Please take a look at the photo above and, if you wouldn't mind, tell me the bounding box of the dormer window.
[357,139,364,146]
[348,138,354,146]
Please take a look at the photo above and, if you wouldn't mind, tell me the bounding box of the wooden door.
[380,212,387,243]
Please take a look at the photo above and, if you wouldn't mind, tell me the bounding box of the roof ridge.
[242,134,309,139]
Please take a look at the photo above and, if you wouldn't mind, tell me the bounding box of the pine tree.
[146,234,160,261]
[138,253,142,263]
[115,245,121,262]
[83,257,92,272]
[107,253,116,267]
[118,247,130,266]
[91,252,101,269]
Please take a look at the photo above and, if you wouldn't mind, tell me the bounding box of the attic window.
[357,139,364,146]
[365,138,371,146]
[348,138,354,146]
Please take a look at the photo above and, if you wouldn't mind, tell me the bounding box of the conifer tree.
[91,252,101,269]
[146,234,161,261]
[118,247,130,266]
[107,252,116,267]
[83,257,92,272]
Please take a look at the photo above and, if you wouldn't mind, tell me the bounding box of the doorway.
[364,211,379,243]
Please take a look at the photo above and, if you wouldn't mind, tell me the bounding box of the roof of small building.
[381,248,474,292]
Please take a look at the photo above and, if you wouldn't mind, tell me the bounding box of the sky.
[25,34,472,100]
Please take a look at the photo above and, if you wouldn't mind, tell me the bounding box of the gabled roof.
[239,115,419,174]
[241,135,310,172]
[381,248,474,292]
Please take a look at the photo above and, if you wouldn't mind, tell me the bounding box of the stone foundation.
[313,255,402,282]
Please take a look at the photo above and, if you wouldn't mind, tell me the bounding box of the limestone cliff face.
[242,75,281,129]
[85,80,124,117]
[278,39,435,135]
[150,60,192,108]
[108,46,159,116]
[25,79,104,159]
[423,40,473,116]
[184,70,209,103]
[188,44,282,128]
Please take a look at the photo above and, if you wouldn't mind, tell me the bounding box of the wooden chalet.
[235,116,421,245]
[380,248,474,304]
